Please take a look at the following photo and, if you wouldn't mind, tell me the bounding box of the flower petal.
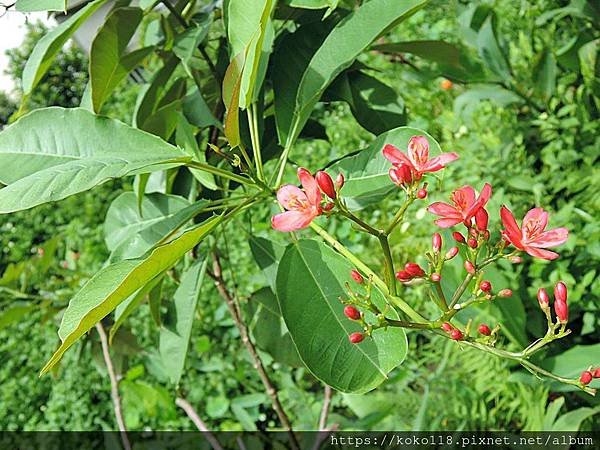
[276,184,307,210]
[383,144,413,167]
[271,210,314,232]
[500,205,522,246]
[297,167,321,207]
[532,227,569,247]
[522,207,548,231]
[427,202,459,217]
[407,135,429,168]
[434,217,463,228]
[451,185,476,210]
[524,246,559,260]
[465,183,492,219]
[421,152,459,172]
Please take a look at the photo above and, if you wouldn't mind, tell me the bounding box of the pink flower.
[383,135,458,181]
[427,183,492,228]
[272,168,322,232]
[500,206,568,260]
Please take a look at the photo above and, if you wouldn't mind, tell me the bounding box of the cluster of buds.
[395,262,426,283]
[441,321,499,344]
[315,170,345,207]
[341,269,381,344]
[537,281,569,324]
[579,368,600,386]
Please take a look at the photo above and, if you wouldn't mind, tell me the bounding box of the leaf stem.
[186,160,256,187]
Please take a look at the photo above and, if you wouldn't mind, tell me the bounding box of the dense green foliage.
[0,0,598,433]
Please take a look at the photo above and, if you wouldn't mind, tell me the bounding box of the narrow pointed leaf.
[276,239,407,393]
[0,107,190,213]
[41,216,222,375]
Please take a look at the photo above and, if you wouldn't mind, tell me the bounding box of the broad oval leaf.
[90,7,154,113]
[41,216,222,375]
[329,126,441,210]
[15,0,65,12]
[282,0,427,147]
[22,0,107,97]
[276,239,407,393]
[0,107,190,213]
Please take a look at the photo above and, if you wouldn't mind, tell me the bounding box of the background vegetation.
[0,0,598,432]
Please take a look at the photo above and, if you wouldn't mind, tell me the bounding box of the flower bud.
[445,246,459,260]
[498,289,513,298]
[509,255,522,264]
[441,79,453,90]
[441,322,453,332]
[478,324,491,336]
[335,173,345,190]
[389,165,412,186]
[554,298,568,323]
[452,232,465,244]
[349,332,364,344]
[431,273,441,282]
[467,238,478,249]
[482,230,490,240]
[316,171,336,199]
[405,262,425,277]
[450,329,463,340]
[479,280,492,292]
[344,305,361,321]
[580,371,593,385]
[592,368,600,379]
[323,202,334,211]
[537,288,550,309]
[417,188,427,199]
[432,232,442,253]
[468,227,478,238]
[350,269,364,284]
[395,270,412,282]
[464,261,475,274]
[475,208,489,231]
[554,281,567,304]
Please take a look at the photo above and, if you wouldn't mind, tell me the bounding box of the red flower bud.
[498,289,513,298]
[350,269,364,284]
[452,232,465,243]
[554,299,568,323]
[335,173,345,190]
[432,233,442,253]
[482,230,490,240]
[479,280,492,292]
[405,262,425,277]
[450,329,464,340]
[478,324,491,336]
[467,238,478,249]
[395,270,412,282]
[468,227,478,238]
[509,255,522,264]
[344,305,361,321]
[580,371,593,385]
[537,288,549,309]
[593,368,600,379]
[316,171,336,199]
[475,208,489,231]
[323,202,334,211]
[554,281,567,303]
[417,188,427,199]
[445,246,459,260]
[464,261,475,274]
[389,165,412,186]
[441,322,453,332]
[431,273,441,282]
[349,332,364,344]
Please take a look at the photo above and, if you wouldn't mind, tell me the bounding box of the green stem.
[385,195,415,235]
[433,282,448,309]
[448,273,474,309]
[378,235,397,296]
[186,160,256,187]
[247,104,265,181]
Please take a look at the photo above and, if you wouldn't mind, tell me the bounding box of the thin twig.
[209,251,299,449]
[318,385,333,430]
[175,398,224,450]
[95,323,131,450]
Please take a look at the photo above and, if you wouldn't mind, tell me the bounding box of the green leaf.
[41,216,222,375]
[15,0,65,12]
[0,108,189,213]
[541,343,600,379]
[159,258,208,384]
[552,406,600,431]
[249,235,286,292]
[223,52,245,147]
[175,113,217,190]
[276,239,407,393]
[182,88,220,129]
[329,126,441,210]
[476,15,511,80]
[104,192,190,252]
[453,85,522,120]
[284,0,338,10]
[325,70,405,135]
[134,57,179,128]
[283,0,427,147]
[90,7,154,113]
[579,39,600,96]
[173,13,212,76]
[22,0,107,97]
[532,49,557,101]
